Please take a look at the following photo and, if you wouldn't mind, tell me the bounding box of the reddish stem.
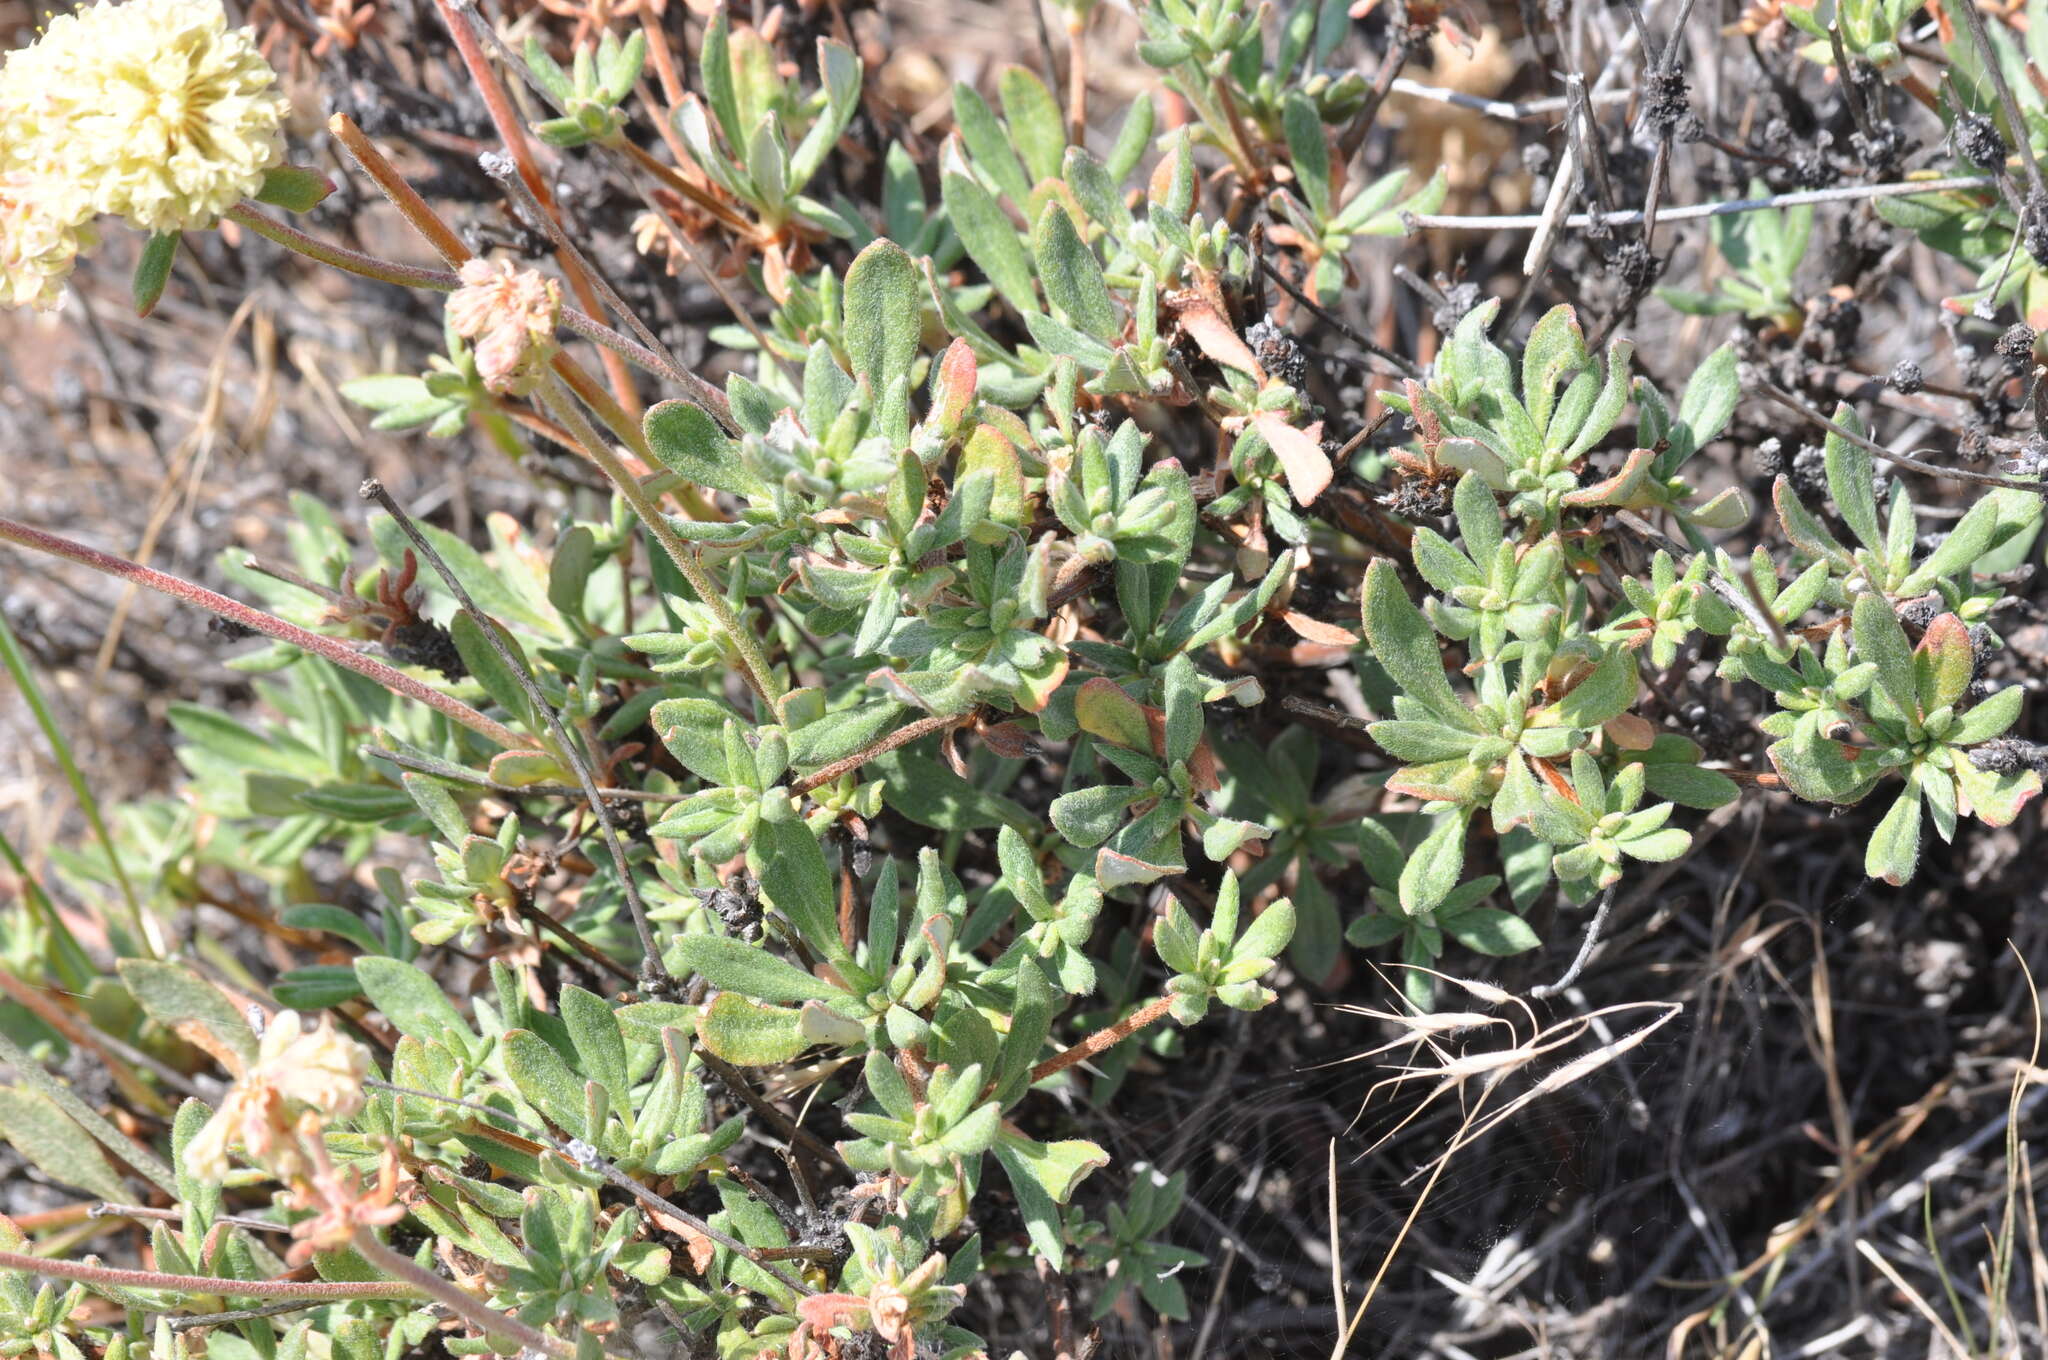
[327,113,474,267]
[1029,995,1176,1084]
[0,1247,422,1299]
[223,204,460,290]
[790,711,971,795]
[0,517,525,750]
[428,0,641,414]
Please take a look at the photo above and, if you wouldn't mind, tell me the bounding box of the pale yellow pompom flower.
[184,1010,370,1183]
[446,257,563,394]
[0,165,91,311]
[0,0,287,234]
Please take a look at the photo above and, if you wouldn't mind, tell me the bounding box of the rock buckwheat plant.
[1,1,2045,1358]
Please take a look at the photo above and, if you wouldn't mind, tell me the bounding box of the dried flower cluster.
[183,1009,369,1180]
[446,257,564,394]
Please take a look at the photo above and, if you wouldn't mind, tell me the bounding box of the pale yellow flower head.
[447,258,563,394]
[1,0,287,233]
[185,1010,371,1183]
[0,165,91,311]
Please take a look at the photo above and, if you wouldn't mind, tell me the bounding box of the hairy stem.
[1405,175,1996,232]
[224,200,698,422]
[1065,13,1088,140]
[479,151,733,429]
[350,1228,580,1357]
[327,113,474,266]
[428,0,641,412]
[790,710,971,795]
[1030,994,1176,1083]
[547,355,722,524]
[1758,383,2048,495]
[0,1248,422,1300]
[363,744,681,802]
[223,204,460,290]
[514,896,638,983]
[359,479,666,981]
[0,517,525,750]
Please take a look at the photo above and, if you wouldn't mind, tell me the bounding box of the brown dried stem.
[790,710,972,795]
[1030,994,1176,1084]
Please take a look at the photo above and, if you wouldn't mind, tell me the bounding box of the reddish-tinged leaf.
[1147,137,1184,206]
[1075,677,1151,750]
[797,1294,872,1330]
[1282,610,1360,645]
[1959,765,2041,828]
[1603,713,1658,750]
[1385,758,1496,804]
[1184,731,1220,792]
[1251,411,1333,506]
[1773,476,1852,566]
[644,1211,717,1273]
[931,338,978,432]
[1533,757,1580,803]
[1013,651,1069,712]
[1560,446,1654,508]
[1404,378,1442,451]
[1095,847,1179,888]
[489,749,569,785]
[978,721,1038,759]
[1914,613,1973,717]
[1172,296,1264,379]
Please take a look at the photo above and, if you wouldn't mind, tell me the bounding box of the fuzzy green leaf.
[751,815,859,974]
[0,1088,130,1201]
[1281,93,1330,221]
[1398,811,1467,916]
[843,237,922,399]
[255,165,335,213]
[697,994,809,1066]
[132,232,180,318]
[1822,404,1881,552]
[558,985,629,1111]
[1034,202,1118,341]
[119,959,258,1065]
[1864,778,1923,884]
[1852,592,1919,721]
[1440,907,1539,957]
[1361,559,1471,728]
[502,1028,589,1136]
[993,1131,1109,1268]
[942,171,1037,313]
[671,933,846,1006]
[354,956,475,1051]
[644,400,755,496]
[998,66,1067,183]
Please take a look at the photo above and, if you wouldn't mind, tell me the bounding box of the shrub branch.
[0,517,525,750]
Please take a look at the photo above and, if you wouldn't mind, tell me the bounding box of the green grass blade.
[0,609,153,956]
